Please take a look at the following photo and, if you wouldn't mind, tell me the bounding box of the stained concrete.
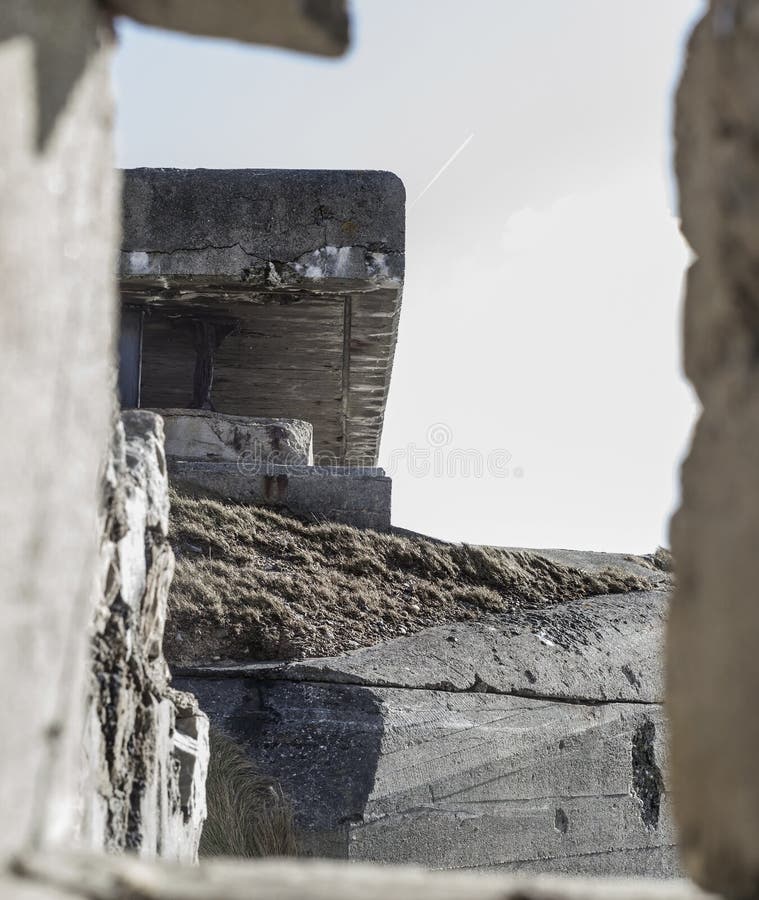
[80,411,208,861]
[120,169,404,289]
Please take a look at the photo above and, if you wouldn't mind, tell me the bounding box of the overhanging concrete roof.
[119,168,405,465]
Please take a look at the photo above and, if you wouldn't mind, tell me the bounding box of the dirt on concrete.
[165,486,654,664]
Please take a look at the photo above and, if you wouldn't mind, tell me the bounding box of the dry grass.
[200,728,297,859]
[165,485,652,663]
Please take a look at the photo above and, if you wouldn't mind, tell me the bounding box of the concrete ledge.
[169,461,392,531]
[14,849,707,900]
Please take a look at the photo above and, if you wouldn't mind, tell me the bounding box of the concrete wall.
[157,409,314,466]
[0,0,351,880]
[668,2,759,896]
[0,0,118,861]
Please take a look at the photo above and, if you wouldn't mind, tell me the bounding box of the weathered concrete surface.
[12,851,713,900]
[109,1,349,58]
[178,677,674,875]
[668,3,759,897]
[176,589,675,874]
[0,0,118,862]
[171,460,392,531]
[80,411,208,861]
[121,169,405,464]
[156,409,314,466]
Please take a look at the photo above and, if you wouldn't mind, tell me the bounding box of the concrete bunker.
[7,0,759,896]
[117,168,405,529]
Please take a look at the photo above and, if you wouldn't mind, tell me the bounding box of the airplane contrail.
[409,133,475,210]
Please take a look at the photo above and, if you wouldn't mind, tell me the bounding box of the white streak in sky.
[409,133,474,210]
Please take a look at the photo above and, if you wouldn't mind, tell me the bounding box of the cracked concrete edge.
[108,0,349,57]
[119,169,405,283]
[173,663,665,709]
[10,851,715,900]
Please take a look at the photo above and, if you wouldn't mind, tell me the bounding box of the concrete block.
[170,460,392,531]
[155,408,313,466]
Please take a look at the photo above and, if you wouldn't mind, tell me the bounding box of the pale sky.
[114,0,704,553]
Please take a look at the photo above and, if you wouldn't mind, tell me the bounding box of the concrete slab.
[178,590,668,704]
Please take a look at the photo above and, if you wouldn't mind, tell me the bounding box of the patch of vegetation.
[652,546,673,573]
[200,728,297,859]
[165,485,652,664]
